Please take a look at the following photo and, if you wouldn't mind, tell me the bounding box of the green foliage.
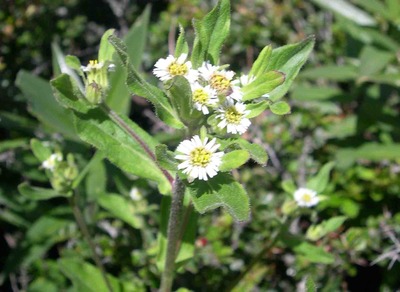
[3,0,400,291]
[18,183,71,200]
[97,193,143,229]
[186,173,250,221]
[242,71,285,101]
[191,0,231,66]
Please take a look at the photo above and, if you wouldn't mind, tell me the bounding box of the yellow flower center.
[168,62,188,76]
[193,89,209,105]
[190,147,212,167]
[210,74,230,93]
[225,106,243,125]
[302,193,312,202]
[89,60,98,66]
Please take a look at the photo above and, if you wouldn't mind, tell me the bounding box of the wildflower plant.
[21,0,316,290]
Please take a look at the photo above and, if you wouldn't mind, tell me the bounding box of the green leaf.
[51,73,92,113]
[0,139,28,153]
[30,139,52,162]
[290,85,342,101]
[175,25,189,57]
[336,143,400,169]
[156,144,178,171]
[338,19,399,52]
[167,76,195,123]
[108,34,185,129]
[246,101,269,119]
[73,108,171,194]
[157,194,198,271]
[85,157,107,201]
[267,37,315,102]
[312,0,377,26]
[51,42,84,90]
[98,193,143,229]
[124,5,151,69]
[293,242,335,264]
[106,6,150,115]
[270,101,291,115]
[58,258,129,292]
[219,150,250,172]
[16,71,77,139]
[306,162,335,193]
[306,216,347,241]
[18,182,70,200]
[249,45,272,78]
[191,0,230,65]
[359,46,394,77]
[242,71,285,101]
[26,212,73,243]
[65,55,82,73]
[72,152,104,189]
[220,138,268,165]
[28,278,58,292]
[98,29,116,62]
[187,173,250,221]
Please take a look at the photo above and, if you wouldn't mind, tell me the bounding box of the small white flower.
[198,62,235,94]
[42,153,62,171]
[294,188,319,207]
[153,53,197,83]
[81,60,104,72]
[175,135,224,182]
[216,100,251,134]
[129,187,142,201]
[191,83,218,114]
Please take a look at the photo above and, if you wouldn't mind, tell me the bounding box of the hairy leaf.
[187,173,250,221]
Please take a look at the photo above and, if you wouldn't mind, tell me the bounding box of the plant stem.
[100,103,174,186]
[69,194,113,292]
[160,177,186,292]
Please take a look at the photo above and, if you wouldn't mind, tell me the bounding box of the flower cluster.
[153,54,252,135]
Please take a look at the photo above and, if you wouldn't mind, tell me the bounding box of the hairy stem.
[69,194,113,292]
[100,103,174,186]
[160,177,186,292]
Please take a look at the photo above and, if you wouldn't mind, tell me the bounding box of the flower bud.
[81,59,114,105]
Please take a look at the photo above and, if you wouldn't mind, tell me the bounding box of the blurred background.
[1,0,400,291]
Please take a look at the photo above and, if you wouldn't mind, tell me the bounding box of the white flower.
[153,53,197,83]
[191,83,218,114]
[175,135,224,182]
[198,62,235,94]
[216,100,251,134]
[81,60,104,72]
[294,188,319,207]
[129,187,142,201]
[42,153,63,171]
